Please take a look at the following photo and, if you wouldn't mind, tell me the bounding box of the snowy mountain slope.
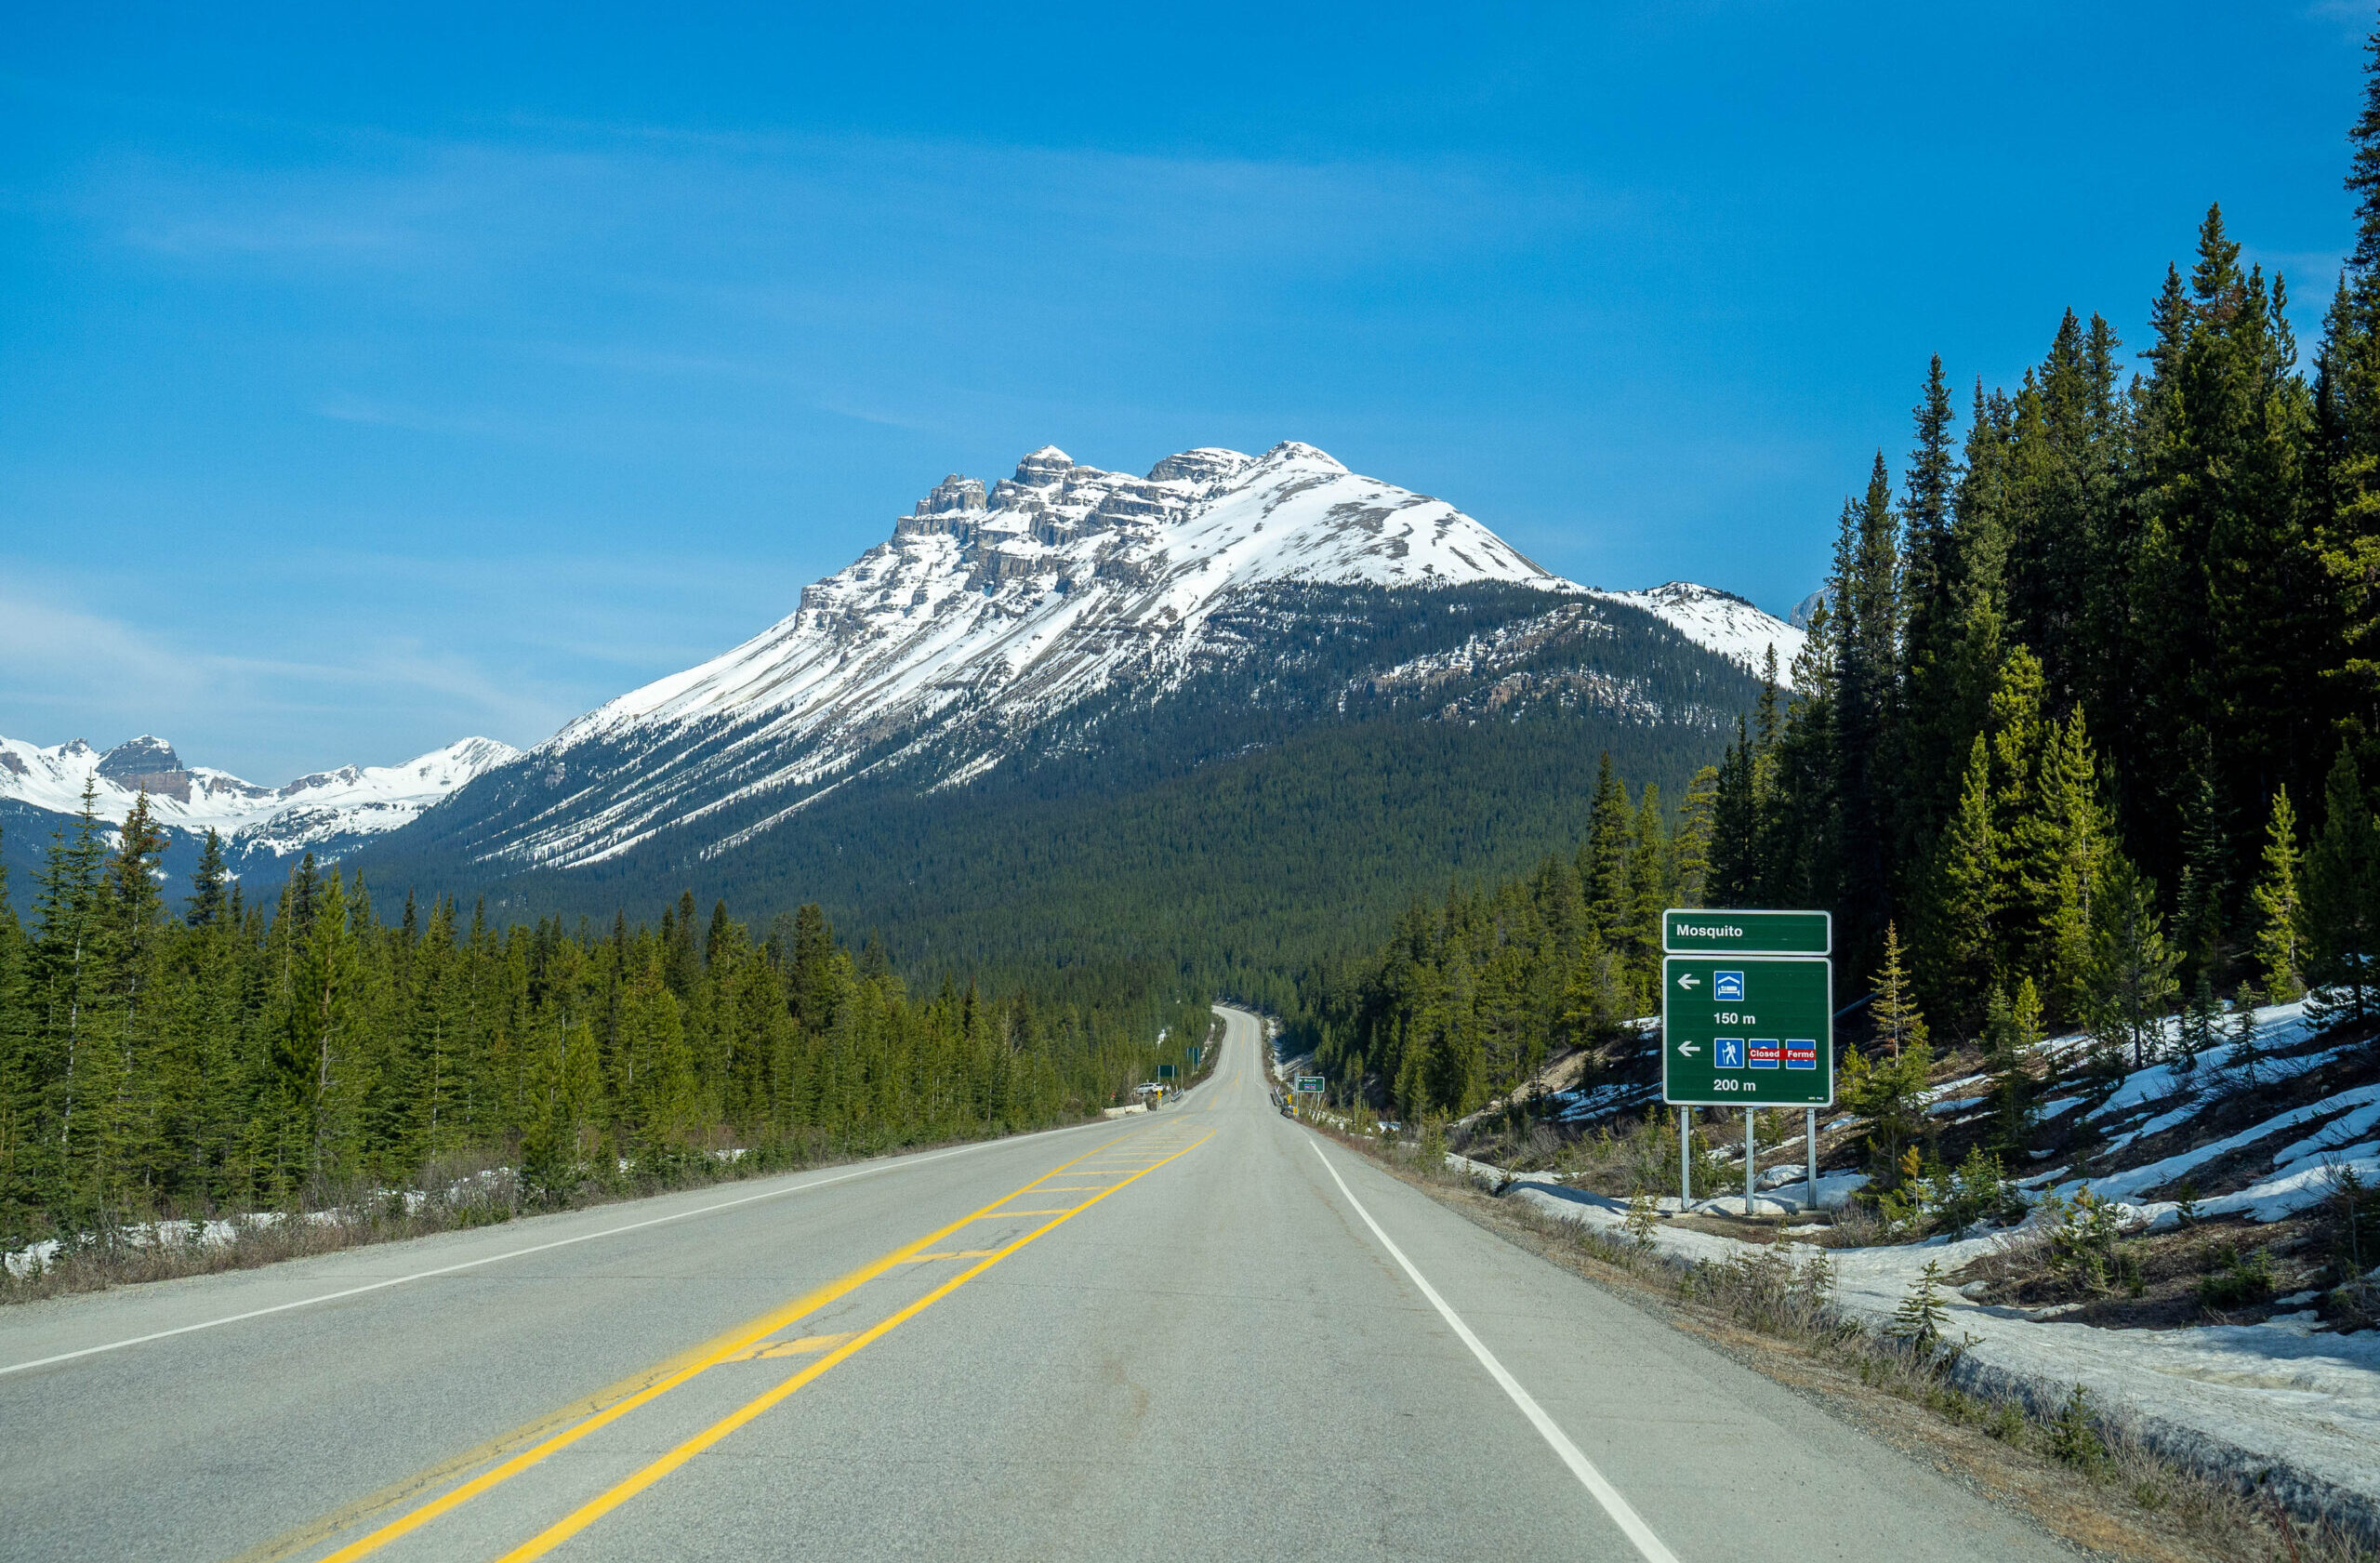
[363,439,1789,898]
[0,733,518,857]
[1588,582,1804,684]
[474,442,1584,870]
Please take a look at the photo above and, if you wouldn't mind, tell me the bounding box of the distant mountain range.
[0,733,516,892]
[7,441,1800,982]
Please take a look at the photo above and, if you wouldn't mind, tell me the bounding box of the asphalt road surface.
[0,1006,2066,1562]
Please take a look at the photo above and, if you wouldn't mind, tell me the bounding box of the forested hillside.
[365,584,1762,1009]
[1307,39,2380,1126]
[0,791,1210,1247]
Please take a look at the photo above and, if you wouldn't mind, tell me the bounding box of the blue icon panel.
[1713,970,1746,1000]
[1714,1037,1744,1068]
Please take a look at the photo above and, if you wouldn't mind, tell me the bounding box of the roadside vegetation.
[1290,26,2380,1208]
[0,802,1212,1290]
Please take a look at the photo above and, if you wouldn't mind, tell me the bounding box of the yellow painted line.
[1025,1185,1107,1192]
[490,1130,1215,1563]
[307,1135,1135,1563]
[970,1208,1081,1218]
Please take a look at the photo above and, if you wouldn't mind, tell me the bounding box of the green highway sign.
[1157,1064,1177,1080]
[1294,1076,1325,1093]
[1662,907,1831,956]
[1661,954,1833,1107]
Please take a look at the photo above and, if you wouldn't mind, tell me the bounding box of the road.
[0,1006,2063,1562]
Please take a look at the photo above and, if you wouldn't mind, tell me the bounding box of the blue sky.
[1,2,2370,781]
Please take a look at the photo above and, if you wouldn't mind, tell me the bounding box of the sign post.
[1661,909,1833,1216]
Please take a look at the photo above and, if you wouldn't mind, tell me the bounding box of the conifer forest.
[0,790,1210,1246]
[1300,47,2380,1127]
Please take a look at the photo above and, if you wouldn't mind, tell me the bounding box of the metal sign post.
[1745,1108,1755,1213]
[1678,1109,1691,1209]
[1661,909,1833,1218]
[1805,1106,1819,1213]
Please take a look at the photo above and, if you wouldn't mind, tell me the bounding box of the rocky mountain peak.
[914,474,988,517]
[1013,446,1074,484]
[96,735,194,801]
[97,735,183,778]
[1145,447,1252,485]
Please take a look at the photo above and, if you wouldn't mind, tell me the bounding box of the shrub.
[2197,1244,2278,1309]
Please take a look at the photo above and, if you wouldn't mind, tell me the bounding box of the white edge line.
[1307,1138,1680,1563]
[1,1119,1108,1379]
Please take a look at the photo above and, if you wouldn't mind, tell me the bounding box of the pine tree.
[1584,754,1632,942]
[2036,709,2111,1023]
[2322,27,2380,746]
[2250,786,2308,1003]
[1919,735,1999,1031]
[2170,751,2228,984]
[31,779,110,1217]
[1623,785,1669,978]
[1672,764,1719,909]
[1899,355,1962,691]
[2228,985,2269,1092]
[1870,922,1927,1059]
[2175,971,2221,1073]
[2087,852,2179,1072]
[1988,646,2052,981]
[185,830,228,929]
[1840,1036,1932,1186]
[2307,748,2380,1024]
[1981,977,2043,1153]
[1836,451,1904,960]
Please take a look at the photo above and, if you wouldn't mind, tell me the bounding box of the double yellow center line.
[296,1128,1210,1563]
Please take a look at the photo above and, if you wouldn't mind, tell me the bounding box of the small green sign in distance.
[1294,1076,1325,1093]
[1661,955,1833,1107]
[1662,907,1831,956]
[1158,1064,1176,1080]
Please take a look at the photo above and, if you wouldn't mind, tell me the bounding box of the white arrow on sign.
[1676,973,1700,990]
[1677,1041,1701,1057]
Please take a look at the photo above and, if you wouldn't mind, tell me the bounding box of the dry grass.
[1340,1128,2376,1563]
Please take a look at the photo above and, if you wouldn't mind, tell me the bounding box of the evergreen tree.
[2175,972,2221,1073]
[2250,786,2308,1003]
[2307,747,2380,1023]
[185,831,228,929]
[1980,977,2043,1153]
[1870,922,1927,1060]
[1918,735,1999,1030]
[1840,1037,1932,1187]
[1672,764,1719,909]
[2323,26,2380,745]
[2036,709,2112,1023]
[1835,451,1904,962]
[1584,754,1632,942]
[2086,853,2180,1072]
[1623,785,1669,977]
[2228,985,2269,1092]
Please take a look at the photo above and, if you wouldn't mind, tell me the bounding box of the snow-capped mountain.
[0,733,519,859]
[1591,582,1805,682]
[395,441,1785,881]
